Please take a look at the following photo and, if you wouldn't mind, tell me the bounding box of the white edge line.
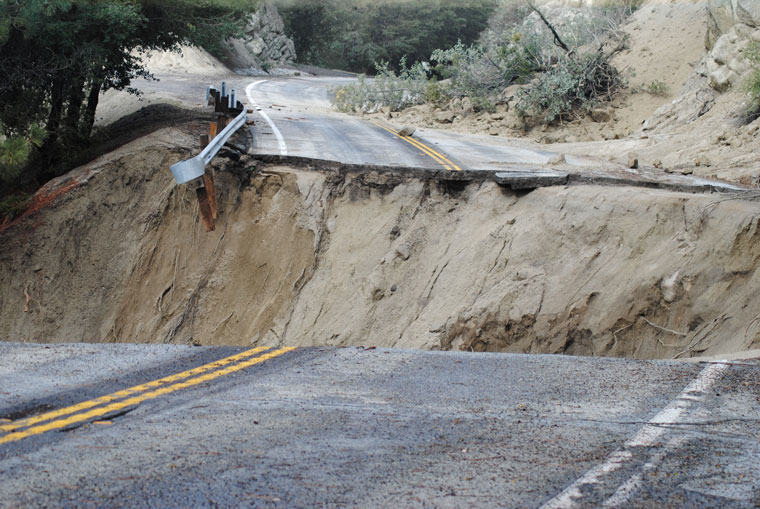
[245,80,288,157]
[540,362,729,509]
[601,439,683,508]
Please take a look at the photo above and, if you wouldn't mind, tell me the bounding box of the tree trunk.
[526,1,570,54]
[38,74,75,179]
[62,77,85,145]
[46,77,66,139]
[80,78,103,140]
[41,76,66,166]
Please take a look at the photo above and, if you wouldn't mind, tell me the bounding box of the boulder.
[627,152,639,169]
[547,153,566,165]
[737,0,760,27]
[706,24,753,91]
[709,66,739,91]
[461,97,474,115]
[434,111,455,124]
[398,126,416,137]
[590,109,611,123]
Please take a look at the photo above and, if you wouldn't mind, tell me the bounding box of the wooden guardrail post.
[171,82,248,233]
[200,133,219,220]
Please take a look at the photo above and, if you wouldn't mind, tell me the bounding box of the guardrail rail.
[169,82,249,232]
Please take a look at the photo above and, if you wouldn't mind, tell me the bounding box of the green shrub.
[328,2,633,121]
[430,36,535,110]
[514,50,623,124]
[0,123,46,184]
[744,41,760,114]
[0,193,30,220]
[645,80,668,96]
[428,3,634,116]
[423,80,446,105]
[332,59,431,113]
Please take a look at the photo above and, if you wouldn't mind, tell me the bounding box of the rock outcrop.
[707,0,760,49]
[219,0,296,75]
[643,14,759,133]
[705,23,757,91]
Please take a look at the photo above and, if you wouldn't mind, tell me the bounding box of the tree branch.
[526,0,570,53]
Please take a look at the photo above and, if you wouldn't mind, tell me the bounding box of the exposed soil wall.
[2,130,760,360]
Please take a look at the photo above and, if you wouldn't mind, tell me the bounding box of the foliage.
[514,48,624,124]
[0,193,30,221]
[0,124,47,183]
[332,59,432,113]
[0,0,257,189]
[327,1,632,118]
[279,0,497,74]
[424,81,446,105]
[431,35,535,111]
[645,80,668,96]
[429,2,633,112]
[744,41,760,115]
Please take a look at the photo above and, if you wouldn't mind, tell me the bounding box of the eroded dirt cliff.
[2,129,760,360]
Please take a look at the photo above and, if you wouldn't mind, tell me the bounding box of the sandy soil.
[2,135,760,360]
[140,46,231,77]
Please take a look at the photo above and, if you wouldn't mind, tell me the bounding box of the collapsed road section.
[0,130,759,361]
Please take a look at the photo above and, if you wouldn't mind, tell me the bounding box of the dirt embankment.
[2,130,760,359]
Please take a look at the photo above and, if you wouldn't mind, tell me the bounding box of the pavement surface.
[132,74,748,194]
[1,343,759,507]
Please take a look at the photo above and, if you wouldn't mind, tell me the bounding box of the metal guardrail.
[168,82,249,232]
[170,107,247,184]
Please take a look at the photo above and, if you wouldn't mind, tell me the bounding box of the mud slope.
[2,130,760,359]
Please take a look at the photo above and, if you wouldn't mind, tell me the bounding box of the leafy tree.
[0,0,257,188]
[280,0,498,74]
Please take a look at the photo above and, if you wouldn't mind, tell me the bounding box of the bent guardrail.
[170,107,247,185]
[169,82,249,232]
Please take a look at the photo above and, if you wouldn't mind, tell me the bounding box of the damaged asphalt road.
[1,343,758,507]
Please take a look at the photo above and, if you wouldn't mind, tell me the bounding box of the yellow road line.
[370,120,462,171]
[374,122,452,170]
[370,120,454,170]
[0,346,273,433]
[0,347,296,445]
[403,134,462,171]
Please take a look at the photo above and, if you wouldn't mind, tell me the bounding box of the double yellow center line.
[370,120,462,172]
[0,346,295,445]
